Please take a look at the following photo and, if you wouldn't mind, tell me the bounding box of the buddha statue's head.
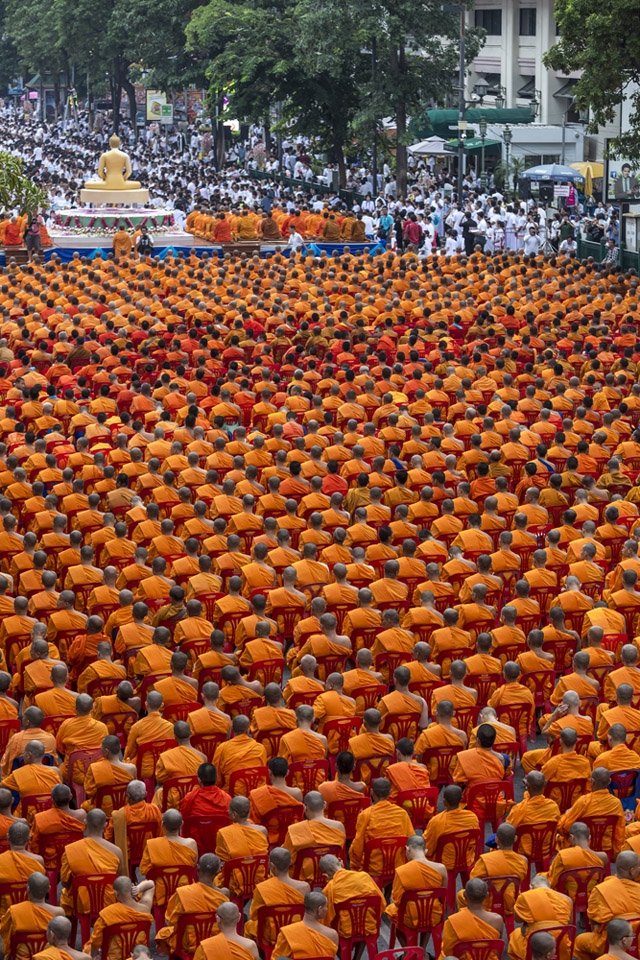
[109,134,121,150]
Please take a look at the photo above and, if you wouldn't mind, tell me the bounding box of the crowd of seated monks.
[185,206,369,243]
[2,248,640,960]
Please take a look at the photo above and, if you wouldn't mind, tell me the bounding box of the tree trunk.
[123,77,137,140]
[335,139,346,189]
[263,116,270,155]
[110,65,121,134]
[395,46,408,198]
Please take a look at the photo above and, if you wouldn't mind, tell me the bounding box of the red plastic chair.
[354,754,392,784]
[349,683,386,716]
[322,717,360,761]
[452,938,505,960]
[420,745,463,786]
[287,758,330,794]
[434,827,482,910]
[0,717,20,755]
[173,911,220,960]
[291,843,344,889]
[161,774,199,810]
[513,820,558,886]
[183,814,230,856]
[387,886,447,953]
[191,730,228,763]
[135,738,177,800]
[350,626,380,652]
[554,863,606,925]
[484,873,522,935]
[326,794,370,842]
[0,879,29,912]
[245,658,284,686]
[333,893,383,960]
[228,765,269,797]
[99,915,152,960]
[21,792,53,822]
[544,777,589,813]
[69,872,118,946]
[268,606,304,643]
[255,902,306,960]
[375,949,424,960]
[379,711,420,741]
[523,923,576,960]
[222,853,270,916]
[394,787,439,831]
[466,671,503,703]
[65,747,102,806]
[261,803,305,848]
[609,769,640,802]
[580,813,624,862]
[362,836,407,888]
[464,779,515,842]
[452,703,481,737]
[8,928,48,957]
[162,701,201,724]
[145,863,197,931]
[126,820,162,880]
[254,727,290,762]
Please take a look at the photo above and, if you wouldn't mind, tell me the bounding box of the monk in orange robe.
[244,845,307,942]
[123,691,175,777]
[0,871,64,959]
[459,822,528,919]
[385,833,447,930]
[0,821,45,920]
[453,722,511,786]
[33,915,92,960]
[2,740,62,820]
[347,708,395,785]
[424,784,480,871]
[284,791,346,883]
[153,721,206,808]
[555,767,626,857]
[156,852,229,955]
[31,784,86,869]
[215,795,269,895]
[212,715,268,794]
[60,809,123,915]
[509,877,574,960]
[273,893,339,960]
[546,820,607,898]
[506,771,561,857]
[56,695,109,785]
[87,875,154,960]
[194,901,259,960]
[1,705,57,778]
[574,851,640,960]
[139,809,197,909]
[320,852,385,937]
[249,757,304,843]
[105,779,162,876]
[81,735,136,816]
[441,878,504,960]
[350,778,414,876]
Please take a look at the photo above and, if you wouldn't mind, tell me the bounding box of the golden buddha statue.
[85,134,141,190]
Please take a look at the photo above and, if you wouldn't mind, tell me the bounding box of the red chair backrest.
[191,730,228,763]
[325,795,370,841]
[394,788,439,831]
[287,759,330,794]
[609,769,640,801]
[255,902,305,951]
[544,778,589,813]
[332,893,383,940]
[162,702,201,724]
[554,864,605,910]
[93,781,130,815]
[261,804,305,848]
[0,718,20,755]
[523,923,576,960]
[379,711,420,741]
[464,779,514,823]
[354,754,392,784]
[0,880,29,910]
[433,829,482,873]
[100,916,152,960]
[127,821,162,868]
[173,911,219,957]
[161,775,199,809]
[513,820,557,869]
[135,738,177,780]
[396,886,448,931]
[70,873,118,917]
[580,813,623,853]
[222,854,269,898]
[9,928,48,957]
[362,836,407,881]
[321,717,360,755]
[228,765,269,797]
[420,745,463,786]
[291,844,344,888]
[453,938,506,960]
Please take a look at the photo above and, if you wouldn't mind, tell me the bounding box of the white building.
[466,0,618,163]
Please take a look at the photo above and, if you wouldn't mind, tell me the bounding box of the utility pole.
[443,4,466,206]
[371,36,377,199]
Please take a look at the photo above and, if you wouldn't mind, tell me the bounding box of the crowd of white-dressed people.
[0,103,620,258]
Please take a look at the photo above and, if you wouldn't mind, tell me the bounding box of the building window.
[474,9,502,35]
[519,8,537,36]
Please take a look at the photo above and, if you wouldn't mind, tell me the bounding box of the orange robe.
[60,837,119,913]
[156,881,227,954]
[284,820,346,883]
[0,851,45,918]
[215,822,269,895]
[139,837,197,907]
[273,921,338,960]
[245,875,305,943]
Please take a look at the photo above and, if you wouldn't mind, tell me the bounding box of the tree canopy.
[545,0,640,160]
[0,152,48,215]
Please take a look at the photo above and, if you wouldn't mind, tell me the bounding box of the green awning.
[411,107,534,139]
[445,137,502,154]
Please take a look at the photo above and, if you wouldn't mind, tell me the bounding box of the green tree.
[0,152,48,215]
[295,0,483,195]
[545,0,640,160]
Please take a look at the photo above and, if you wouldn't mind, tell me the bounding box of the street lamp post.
[479,116,487,192]
[503,123,512,198]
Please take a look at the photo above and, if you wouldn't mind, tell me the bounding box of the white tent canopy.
[408,136,449,156]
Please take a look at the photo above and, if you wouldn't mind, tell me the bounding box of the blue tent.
[522,163,585,182]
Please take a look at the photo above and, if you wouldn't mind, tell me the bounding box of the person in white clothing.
[522,226,542,256]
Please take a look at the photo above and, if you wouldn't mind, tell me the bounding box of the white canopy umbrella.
[408,136,449,156]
